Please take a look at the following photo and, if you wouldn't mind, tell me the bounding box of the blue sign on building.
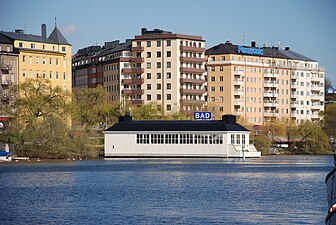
[194,112,212,120]
[327,88,335,94]
[238,45,263,55]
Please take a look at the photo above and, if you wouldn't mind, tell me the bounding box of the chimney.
[15,29,24,34]
[251,41,256,47]
[285,47,290,51]
[118,112,132,123]
[222,114,236,124]
[141,28,148,35]
[41,24,47,38]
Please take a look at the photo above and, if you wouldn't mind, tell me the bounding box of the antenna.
[242,32,246,45]
[24,24,26,33]
[55,17,57,27]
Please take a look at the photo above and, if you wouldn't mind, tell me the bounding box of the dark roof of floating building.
[105,114,249,132]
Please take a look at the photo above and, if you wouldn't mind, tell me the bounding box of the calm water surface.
[0,155,333,224]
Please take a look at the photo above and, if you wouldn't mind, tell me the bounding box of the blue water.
[0,155,333,224]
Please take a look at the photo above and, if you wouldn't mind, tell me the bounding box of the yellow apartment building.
[0,24,72,93]
[206,41,324,125]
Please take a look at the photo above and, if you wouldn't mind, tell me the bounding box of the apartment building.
[72,28,207,113]
[206,41,324,125]
[130,28,207,112]
[0,24,72,94]
[0,35,18,108]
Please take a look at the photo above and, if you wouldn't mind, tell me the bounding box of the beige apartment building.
[126,28,207,112]
[206,41,324,125]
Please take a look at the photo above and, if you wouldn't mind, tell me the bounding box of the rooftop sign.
[194,112,212,120]
[238,45,263,55]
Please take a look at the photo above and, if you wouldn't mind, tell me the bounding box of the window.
[211,76,215,82]
[242,135,246,145]
[146,62,151,69]
[231,134,235,144]
[56,72,59,79]
[30,56,33,64]
[157,84,161,90]
[36,70,39,78]
[167,94,171,100]
[62,46,66,52]
[219,96,223,102]
[30,70,33,78]
[146,41,151,47]
[167,72,171,79]
[147,94,151,100]
[147,52,151,58]
[19,42,23,48]
[43,57,46,64]
[210,87,215,92]
[167,104,171,111]
[157,41,161,47]
[31,43,35,49]
[50,58,52,65]
[36,57,39,64]
[219,66,223,71]
[167,83,171,89]
[56,58,59,66]
[157,94,161,100]
[157,51,161,57]
[219,76,224,81]
[22,69,26,78]
[219,86,223,92]
[167,62,171,68]
[63,72,66,80]
[157,62,161,68]
[211,67,215,72]
[50,71,52,79]
[23,55,26,63]
[166,40,171,46]
[43,71,46,79]
[157,73,161,79]
[147,84,151,90]
[236,134,241,144]
[221,56,225,61]
[167,51,171,57]
[147,73,151,79]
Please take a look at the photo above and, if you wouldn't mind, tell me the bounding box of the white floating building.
[103,114,261,158]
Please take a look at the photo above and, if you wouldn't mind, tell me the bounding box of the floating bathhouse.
[103,114,261,158]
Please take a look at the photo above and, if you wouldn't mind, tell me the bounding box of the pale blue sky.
[1,0,335,85]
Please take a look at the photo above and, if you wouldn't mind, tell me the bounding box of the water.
[0,155,332,224]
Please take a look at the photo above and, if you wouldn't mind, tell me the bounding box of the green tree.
[73,85,120,129]
[252,134,271,154]
[297,120,329,153]
[323,104,336,140]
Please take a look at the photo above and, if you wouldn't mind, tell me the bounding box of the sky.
[1,0,335,85]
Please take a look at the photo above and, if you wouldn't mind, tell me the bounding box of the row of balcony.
[130,45,206,53]
[121,67,206,74]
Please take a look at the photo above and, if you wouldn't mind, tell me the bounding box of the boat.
[0,150,12,162]
[326,155,336,224]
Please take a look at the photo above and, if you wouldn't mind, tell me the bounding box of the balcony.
[180,88,206,95]
[290,101,299,108]
[311,103,322,110]
[311,94,323,100]
[264,82,278,88]
[122,78,144,85]
[234,110,243,115]
[180,67,206,74]
[290,112,297,117]
[290,93,298,99]
[264,111,278,117]
[290,74,298,80]
[128,99,144,105]
[180,99,206,105]
[310,85,322,91]
[290,82,299,89]
[122,68,144,74]
[233,89,244,96]
[180,78,206,85]
[311,75,323,82]
[264,100,279,107]
[233,70,244,76]
[311,113,319,119]
[180,56,206,63]
[264,92,278,98]
[131,46,144,52]
[264,73,279,78]
[129,57,144,63]
[179,45,205,53]
[122,89,144,95]
[234,79,244,86]
[233,99,244,105]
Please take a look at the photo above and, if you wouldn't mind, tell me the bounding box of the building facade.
[0,24,72,94]
[205,41,324,125]
[129,28,207,112]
